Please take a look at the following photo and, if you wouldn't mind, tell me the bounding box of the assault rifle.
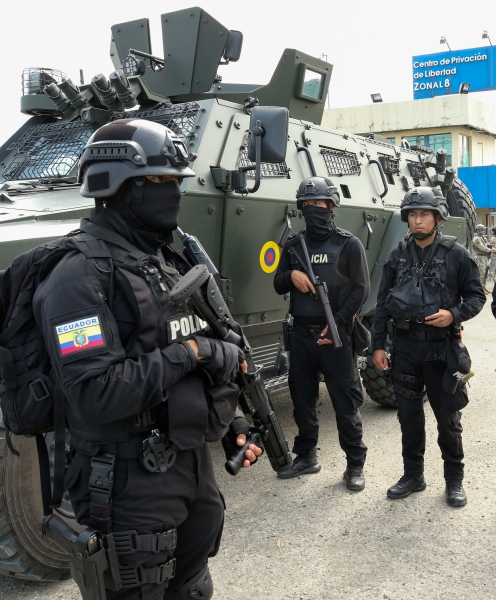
[483,245,493,289]
[174,227,293,476]
[288,232,342,348]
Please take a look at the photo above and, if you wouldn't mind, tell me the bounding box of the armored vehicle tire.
[0,428,71,581]
[446,178,477,247]
[360,345,397,408]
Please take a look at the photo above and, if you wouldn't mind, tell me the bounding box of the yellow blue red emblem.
[55,316,105,356]
[260,241,280,273]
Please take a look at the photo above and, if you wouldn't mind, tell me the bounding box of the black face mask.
[127,179,182,233]
[302,205,335,240]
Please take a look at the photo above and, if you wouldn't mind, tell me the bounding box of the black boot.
[387,473,426,499]
[277,448,321,479]
[343,466,365,491]
[445,480,467,507]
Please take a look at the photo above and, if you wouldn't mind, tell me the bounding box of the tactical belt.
[99,438,144,459]
[292,321,351,339]
[396,329,450,341]
[392,319,455,341]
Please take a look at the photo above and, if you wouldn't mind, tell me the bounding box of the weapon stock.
[289,234,342,348]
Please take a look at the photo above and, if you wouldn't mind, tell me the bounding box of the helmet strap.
[94,199,105,215]
[130,177,145,204]
[411,225,438,241]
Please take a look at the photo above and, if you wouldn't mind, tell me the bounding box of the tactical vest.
[289,229,352,320]
[385,234,459,322]
[63,221,210,455]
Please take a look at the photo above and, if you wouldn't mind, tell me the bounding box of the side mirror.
[248,106,289,164]
[223,30,243,63]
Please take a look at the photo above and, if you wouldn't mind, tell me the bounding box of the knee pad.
[173,565,213,599]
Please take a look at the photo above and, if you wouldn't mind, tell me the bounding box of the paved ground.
[1,290,495,599]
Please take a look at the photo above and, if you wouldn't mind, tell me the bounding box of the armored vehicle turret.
[0,6,476,582]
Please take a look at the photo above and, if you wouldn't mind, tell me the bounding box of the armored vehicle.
[0,7,476,582]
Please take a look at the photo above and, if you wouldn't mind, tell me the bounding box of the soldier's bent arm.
[473,236,492,254]
[372,250,399,351]
[447,245,486,324]
[33,254,197,426]
[333,237,370,326]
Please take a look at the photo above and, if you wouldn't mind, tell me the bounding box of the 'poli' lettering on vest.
[168,313,208,341]
[310,254,328,264]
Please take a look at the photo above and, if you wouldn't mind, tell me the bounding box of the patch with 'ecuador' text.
[55,315,106,356]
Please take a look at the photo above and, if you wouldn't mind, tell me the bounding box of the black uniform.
[32,210,234,600]
[274,227,370,464]
[373,234,485,481]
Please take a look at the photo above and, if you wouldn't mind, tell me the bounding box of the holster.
[40,513,177,597]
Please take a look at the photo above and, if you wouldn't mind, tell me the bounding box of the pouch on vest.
[205,382,240,442]
[352,316,371,353]
[385,234,456,321]
[442,335,472,394]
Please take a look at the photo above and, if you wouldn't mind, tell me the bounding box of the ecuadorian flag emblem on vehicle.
[55,316,105,356]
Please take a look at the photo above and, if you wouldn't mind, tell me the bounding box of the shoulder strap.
[334,226,353,238]
[79,219,149,261]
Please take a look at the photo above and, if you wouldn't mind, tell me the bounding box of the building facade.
[322,95,496,225]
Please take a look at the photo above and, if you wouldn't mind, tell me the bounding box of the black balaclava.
[105,178,182,253]
[302,205,335,241]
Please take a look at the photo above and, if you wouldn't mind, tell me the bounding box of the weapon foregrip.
[225,432,262,476]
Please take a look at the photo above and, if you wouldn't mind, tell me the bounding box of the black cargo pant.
[391,335,467,481]
[65,443,225,600]
[288,328,367,465]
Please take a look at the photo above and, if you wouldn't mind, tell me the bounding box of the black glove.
[221,411,251,460]
[191,336,245,386]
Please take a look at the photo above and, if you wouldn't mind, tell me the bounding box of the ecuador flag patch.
[55,315,106,356]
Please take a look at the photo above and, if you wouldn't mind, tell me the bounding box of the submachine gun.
[288,233,342,348]
[174,226,293,476]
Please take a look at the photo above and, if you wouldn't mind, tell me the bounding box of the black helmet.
[79,119,195,198]
[400,187,448,223]
[296,176,340,210]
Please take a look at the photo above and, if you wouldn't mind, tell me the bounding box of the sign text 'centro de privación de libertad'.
[412,46,495,99]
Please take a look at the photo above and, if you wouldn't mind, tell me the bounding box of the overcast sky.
[1,0,495,143]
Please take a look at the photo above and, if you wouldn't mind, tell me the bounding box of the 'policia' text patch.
[55,316,106,356]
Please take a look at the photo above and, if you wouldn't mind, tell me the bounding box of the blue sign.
[412,46,495,99]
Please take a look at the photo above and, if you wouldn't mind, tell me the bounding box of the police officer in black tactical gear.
[32,119,261,600]
[373,187,485,508]
[273,176,370,489]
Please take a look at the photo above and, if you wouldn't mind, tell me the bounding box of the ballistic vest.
[59,222,210,455]
[385,233,458,322]
[288,229,353,321]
